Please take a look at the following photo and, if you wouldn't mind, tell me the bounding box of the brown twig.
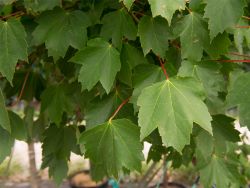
[0,11,25,20]
[11,71,30,107]
[228,52,250,58]
[108,97,130,123]
[242,16,250,20]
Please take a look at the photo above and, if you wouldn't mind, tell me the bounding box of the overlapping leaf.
[204,0,246,39]
[118,43,147,86]
[33,8,91,59]
[42,125,77,184]
[0,88,11,132]
[0,19,28,83]
[41,84,74,125]
[24,0,61,12]
[80,119,144,180]
[138,16,172,57]
[0,126,14,163]
[70,38,121,93]
[174,13,209,61]
[227,73,250,129]
[131,64,165,111]
[119,0,134,9]
[138,78,212,152]
[148,0,186,24]
[101,8,137,49]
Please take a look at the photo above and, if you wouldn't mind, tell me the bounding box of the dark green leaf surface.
[101,9,137,49]
[138,16,171,57]
[33,8,91,59]
[0,88,11,132]
[41,84,74,125]
[80,119,144,180]
[0,126,14,163]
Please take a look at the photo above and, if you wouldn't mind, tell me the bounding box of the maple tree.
[0,0,250,187]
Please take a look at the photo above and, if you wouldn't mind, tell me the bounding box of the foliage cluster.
[0,0,250,187]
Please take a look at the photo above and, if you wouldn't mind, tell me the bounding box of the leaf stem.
[0,11,25,20]
[235,25,250,29]
[11,71,30,107]
[108,97,130,123]
[229,52,250,58]
[213,59,250,63]
[242,16,250,20]
[158,57,169,80]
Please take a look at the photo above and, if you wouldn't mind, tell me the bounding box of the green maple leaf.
[0,89,11,132]
[0,126,14,163]
[120,0,134,9]
[24,0,61,12]
[227,73,250,129]
[204,0,246,39]
[101,8,137,49]
[200,155,241,188]
[80,119,144,180]
[41,84,74,125]
[42,125,76,184]
[138,16,172,57]
[148,0,186,24]
[0,19,28,83]
[70,38,121,93]
[138,78,212,152]
[174,12,209,61]
[32,8,91,59]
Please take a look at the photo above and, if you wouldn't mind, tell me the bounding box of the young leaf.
[148,0,186,24]
[101,8,137,49]
[80,119,144,180]
[41,84,74,125]
[227,73,250,129]
[32,8,91,59]
[204,0,246,39]
[138,78,212,152]
[0,88,11,132]
[0,19,28,83]
[70,38,121,93]
[138,16,172,57]
[174,13,209,61]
